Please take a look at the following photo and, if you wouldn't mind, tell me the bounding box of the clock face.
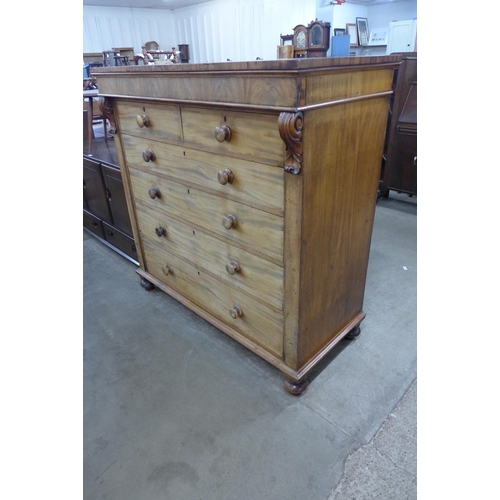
[296,30,306,48]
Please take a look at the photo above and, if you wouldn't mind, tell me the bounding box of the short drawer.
[102,222,138,261]
[181,107,285,166]
[129,168,284,263]
[83,209,105,238]
[115,100,182,142]
[141,235,284,358]
[134,202,283,310]
[121,134,284,216]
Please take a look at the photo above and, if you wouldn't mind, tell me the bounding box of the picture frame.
[334,28,346,36]
[356,17,369,46]
[346,23,358,47]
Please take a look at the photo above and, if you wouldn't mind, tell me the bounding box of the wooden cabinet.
[380,53,417,196]
[94,56,400,393]
[83,157,137,261]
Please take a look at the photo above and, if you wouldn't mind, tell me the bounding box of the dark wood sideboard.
[380,52,417,197]
[83,104,138,263]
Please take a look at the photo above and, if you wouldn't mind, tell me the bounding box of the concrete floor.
[83,192,417,500]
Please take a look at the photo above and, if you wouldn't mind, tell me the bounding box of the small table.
[84,89,99,155]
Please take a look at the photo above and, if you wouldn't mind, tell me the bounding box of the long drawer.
[134,202,283,310]
[129,168,284,263]
[141,233,284,358]
[121,133,284,216]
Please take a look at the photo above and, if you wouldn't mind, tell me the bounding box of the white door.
[387,20,417,54]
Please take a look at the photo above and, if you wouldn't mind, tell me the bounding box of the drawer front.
[129,168,284,263]
[102,222,138,261]
[134,202,283,310]
[181,107,285,165]
[141,234,284,357]
[83,209,105,239]
[121,134,284,216]
[115,100,182,142]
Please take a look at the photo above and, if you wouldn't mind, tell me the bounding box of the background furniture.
[144,40,159,51]
[112,47,135,64]
[83,89,100,155]
[93,56,400,393]
[177,44,190,63]
[380,52,417,197]
[83,52,102,64]
[84,156,137,262]
[277,45,294,58]
[292,20,331,58]
[102,50,131,66]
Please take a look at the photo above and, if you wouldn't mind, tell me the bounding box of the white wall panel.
[172,0,316,63]
[83,1,417,64]
[368,1,417,29]
[83,6,176,57]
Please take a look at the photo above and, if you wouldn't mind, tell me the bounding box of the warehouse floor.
[83,191,417,500]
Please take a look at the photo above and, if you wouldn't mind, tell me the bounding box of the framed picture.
[334,28,346,36]
[346,23,358,47]
[356,17,369,46]
[368,28,388,46]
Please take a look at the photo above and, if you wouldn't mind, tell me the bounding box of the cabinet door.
[388,133,417,195]
[387,21,416,54]
[83,157,112,222]
[101,163,133,236]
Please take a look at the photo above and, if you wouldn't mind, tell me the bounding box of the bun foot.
[283,377,308,395]
[344,324,361,340]
[140,278,155,291]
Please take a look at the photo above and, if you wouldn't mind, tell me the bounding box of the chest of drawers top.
[93,56,401,111]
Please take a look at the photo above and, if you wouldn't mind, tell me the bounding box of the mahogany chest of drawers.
[94,56,400,393]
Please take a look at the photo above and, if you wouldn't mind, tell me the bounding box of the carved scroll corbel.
[278,111,303,174]
[98,97,117,134]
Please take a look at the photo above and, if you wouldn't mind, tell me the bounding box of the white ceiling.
[83,0,213,9]
[82,0,397,9]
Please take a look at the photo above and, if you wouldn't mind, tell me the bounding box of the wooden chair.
[144,41,159,51]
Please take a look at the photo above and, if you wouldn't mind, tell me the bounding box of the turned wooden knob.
[162,264,172,276]
[217,168,234,185]
[229,304,243,319]
[222,214,237,230]
[142,150,155,162]
[136,114,150,128]
[148,187,161,199]
[214,125,232,142]
[225,260,241,275]
[155,225,166,237]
